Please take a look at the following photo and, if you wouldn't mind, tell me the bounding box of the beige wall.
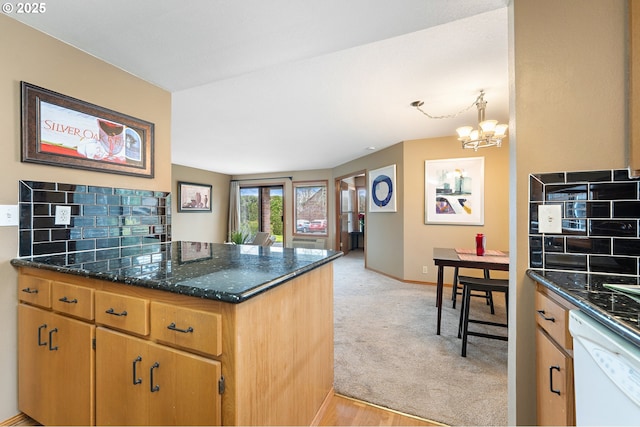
[171,164,230,242]
[0,15,171,420]
[510,0,626,424]
[332,137,509,283]
[403,136,509,283]
[334,144,405,278]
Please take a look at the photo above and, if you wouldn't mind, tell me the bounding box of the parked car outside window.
[296,220,310,233]
[309,219,327,233]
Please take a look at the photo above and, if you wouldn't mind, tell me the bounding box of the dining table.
[433,247,510,335]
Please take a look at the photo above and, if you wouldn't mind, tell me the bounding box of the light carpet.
[333,250,508,426]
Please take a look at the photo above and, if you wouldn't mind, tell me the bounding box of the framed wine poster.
[21,81,154,178]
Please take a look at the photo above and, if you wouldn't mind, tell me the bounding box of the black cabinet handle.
[105,308,127,317]
[167,322,194,334]
[537,310,555,322]
[150,362,160,392]
[22,287,39,294]
[49,328,58,351]
[132,356,142,385]
[58,296,78,304]
[549,365,561,395]
[38,324,47,346]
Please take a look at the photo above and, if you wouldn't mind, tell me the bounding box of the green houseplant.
[229,229,249,245]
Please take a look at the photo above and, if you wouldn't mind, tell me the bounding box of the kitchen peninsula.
[12,242,342,426]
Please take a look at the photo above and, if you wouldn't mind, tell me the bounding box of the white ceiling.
[8,0,510,175]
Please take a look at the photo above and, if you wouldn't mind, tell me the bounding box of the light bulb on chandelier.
[410,90,508,151]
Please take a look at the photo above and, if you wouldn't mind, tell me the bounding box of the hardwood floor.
[317,394,445,426]
[3,394,444,426]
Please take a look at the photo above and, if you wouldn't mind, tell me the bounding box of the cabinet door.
[536,327,575,426]
[96,327,149,426]
[18,304,95,426]
[147,341,222,426]
[18,304,50,424]
[96,327,221,426]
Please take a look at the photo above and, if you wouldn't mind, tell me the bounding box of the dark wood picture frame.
[178,181,212,212]
[21,81,154,178]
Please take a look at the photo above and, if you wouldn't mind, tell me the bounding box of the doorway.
[334,172,366,257]
[239,185,284,246]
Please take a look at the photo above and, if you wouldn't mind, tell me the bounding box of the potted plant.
[229,229,249,245]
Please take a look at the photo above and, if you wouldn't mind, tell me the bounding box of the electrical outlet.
[0,205,18,226]
[422,266,428,274]
[55,205,72,225]
[538,204,562,234]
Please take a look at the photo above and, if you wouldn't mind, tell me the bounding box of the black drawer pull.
[150,362,160,392]
[22,287,39,294]
[132,356,142,385]
[38,324,47,346]
[167,322,194,334]
[536,310,555,322]
[58,296,78,304]
[549,365,561,395]
[105,308,128,317]
[49,328,58,351]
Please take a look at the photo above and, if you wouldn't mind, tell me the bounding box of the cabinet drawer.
[95,291,149,336]
[18,275,51,308]
[150,302,222,357]
[535,290,572,350]
[51,282,94,320]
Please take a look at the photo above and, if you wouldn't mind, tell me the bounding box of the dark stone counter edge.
[527,269,640,348]
[11,252,343,304]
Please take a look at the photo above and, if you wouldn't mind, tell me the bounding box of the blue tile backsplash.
[529,169,640,276]
[19,180,171,259]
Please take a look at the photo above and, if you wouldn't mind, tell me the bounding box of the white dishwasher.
[569,309,640,426]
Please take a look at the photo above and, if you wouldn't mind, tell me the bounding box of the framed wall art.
[425,157,484,225]
[178,181,212,212]
[21,81,154,178]
[369,164,397,212]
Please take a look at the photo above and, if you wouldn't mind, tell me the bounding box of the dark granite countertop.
[11,241,343,303]
[527,269,640,347]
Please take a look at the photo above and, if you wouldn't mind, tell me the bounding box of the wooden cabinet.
[150,301,222,357]
[18,304,95,426]
[96,327,221,426]
[16,262,334,426]
[535,284,576,426]
[94,290,150,336]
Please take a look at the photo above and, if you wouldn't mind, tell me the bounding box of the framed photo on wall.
[425,157,484,225]
[369,164,397,212]
[178,181,212,212]
[21,82,154,178]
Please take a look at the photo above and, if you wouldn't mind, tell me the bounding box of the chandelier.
[411,90,508,150]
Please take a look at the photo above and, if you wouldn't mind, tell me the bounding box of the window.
[293,181,328,236]
[239,185,283,245]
